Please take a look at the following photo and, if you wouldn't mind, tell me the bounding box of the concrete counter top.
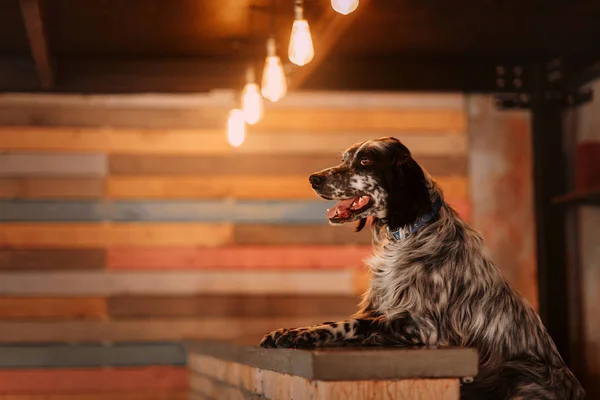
[185,340,478,381]
[186,340,479,400]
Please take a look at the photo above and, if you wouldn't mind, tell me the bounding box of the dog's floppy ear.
[386,141,432,230]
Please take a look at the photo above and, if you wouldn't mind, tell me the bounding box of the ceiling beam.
[0,56,553,94]
[288,1,368,90]
[19,0,54,89]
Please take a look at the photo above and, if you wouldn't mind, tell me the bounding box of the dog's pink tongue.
[327,198,356,219]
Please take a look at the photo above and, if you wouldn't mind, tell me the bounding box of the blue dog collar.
[388,196,444,241]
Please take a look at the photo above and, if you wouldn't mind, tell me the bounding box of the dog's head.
[309,137,433,232]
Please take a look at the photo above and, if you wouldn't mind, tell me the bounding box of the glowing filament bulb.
[261,37,287,102]
[227,109,245,147]
[241,67,264,125]
[288,2,314,66]
[331,0,359,15]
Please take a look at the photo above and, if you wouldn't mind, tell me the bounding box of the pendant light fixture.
[261,36,287,102]
[227,108,246,147]
[331,0,359,15]
[288,0,314,66]
[241,66,264,124]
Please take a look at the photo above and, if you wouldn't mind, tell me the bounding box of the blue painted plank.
[0,342,186,368]
[0,153,107,177]
[0,200,335,223]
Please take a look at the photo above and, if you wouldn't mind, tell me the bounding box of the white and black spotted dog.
[260,137,584,400]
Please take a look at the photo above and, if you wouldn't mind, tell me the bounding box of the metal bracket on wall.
[493,58,594,110]
[494,87,593,110]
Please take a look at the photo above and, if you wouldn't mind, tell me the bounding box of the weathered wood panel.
[108,295,360,318]
[0,224,232,247]
[255,109,467,132]
[234,224,373,245]
[108,154,468,177]
[0,200,334,223]
[0,366,187,393]
[106,176,468,200]
[0,154,107,177]
[0,249,105,270]
[0,298,107,320]
[0,392,188,400]
[0,342,186,368]
[107,245,371,270]
[0,317,342,342]
[0,178,103,199]
[467,96,538,308]
[0,128,466,156]
[0,270,356,295]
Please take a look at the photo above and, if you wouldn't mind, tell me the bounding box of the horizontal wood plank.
[234,224,373,245]
[0,106,229,129]
[0,317,343,343]
[0,224,232,248]
[0,298,107,320]
[107,246,371,270]
[0,200,330,223]
[0,343,186,368]
[0,195,469,223]
[108,294,360,318]
[0,366,187,393]
[262,91,465,110]
[0,270,356,295]
[256,109,466,132]
[108,154,468,177]
[236,132,466,156]
[0,128,466,156]
[106,176,468,200]
[0,391,188,400]
[0,178,103,199]
[0,249,105,270]
[0,154,106,177]
[0,91,463,110]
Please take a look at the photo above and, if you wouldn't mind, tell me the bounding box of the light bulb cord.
[294,0,303,20]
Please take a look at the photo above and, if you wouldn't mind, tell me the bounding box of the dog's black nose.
[309,174,325,187]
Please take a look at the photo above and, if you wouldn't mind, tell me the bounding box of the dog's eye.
[360,158,371,166]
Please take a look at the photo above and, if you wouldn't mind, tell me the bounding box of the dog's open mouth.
[326,195,372,223]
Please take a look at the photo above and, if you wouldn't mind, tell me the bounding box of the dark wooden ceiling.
[1,0,600,93]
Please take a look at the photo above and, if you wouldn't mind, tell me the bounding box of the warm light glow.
[288,19,314,66]
[261,37,288,102]
[242,67,263,125]
[227,109,245,147]
[331,0,359,15]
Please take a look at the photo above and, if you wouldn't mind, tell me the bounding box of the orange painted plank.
[107,245,372,270]
[0,179,103,199]
[0,298,107,320]
[0,317,346,343]
[257,108,467,132]
[0,391,188,400]
[0,366,187,393]
[0,224,232,248]
[0,128,465,156]
[106,176,468,201]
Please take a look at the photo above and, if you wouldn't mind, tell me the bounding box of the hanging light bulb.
[288,0,314,66]
[241,67,264,125]
[261,36,288,102]
[227,109,245,147]
[331,0,359,15]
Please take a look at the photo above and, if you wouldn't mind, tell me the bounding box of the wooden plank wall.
[0,91,468,398]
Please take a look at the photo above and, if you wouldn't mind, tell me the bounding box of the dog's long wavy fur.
[260,137,585,399]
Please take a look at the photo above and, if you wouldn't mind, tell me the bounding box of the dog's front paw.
[260,327,291,348]
[274,329,317,349]
[260,327,317,349]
